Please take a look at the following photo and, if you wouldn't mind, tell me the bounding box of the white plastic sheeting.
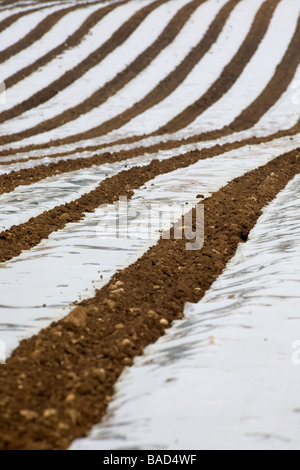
[0,0,212,139]
[0,0,143,111]
[1,49,299,171]
[183,0,300,134]
[1,0,298,156]
[5,0,260,145]
[0,148,175,232]
[114,0,296,136]
[0,133,299,233]
[0,5,40,22]
[70,173,300,451]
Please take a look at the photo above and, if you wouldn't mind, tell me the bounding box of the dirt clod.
[19,410,39,421]
[63,307,87,328]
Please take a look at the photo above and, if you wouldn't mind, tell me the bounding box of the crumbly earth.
[0,150,299,450]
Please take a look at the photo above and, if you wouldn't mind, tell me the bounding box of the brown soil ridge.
[0,0,168,129]
[0,121,299,196]
[0,150,299,450]
[0,3,94,65]
[156,0,285,134]
[0,132,299,263]
[0,0,235,143]
[4,1,126,90]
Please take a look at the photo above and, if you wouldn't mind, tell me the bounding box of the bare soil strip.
[0,0,167,128]
[0,121,299,196]
[155,0,282,134]
[4,1,125,89]
[0,150,299,450]
[0,0,233,143]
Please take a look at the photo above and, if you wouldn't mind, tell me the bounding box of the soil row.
[0,122,299,196]
[0,133,299,263]
[0,149,299,450]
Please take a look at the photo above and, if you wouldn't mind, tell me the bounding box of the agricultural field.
[0,0,299,450]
